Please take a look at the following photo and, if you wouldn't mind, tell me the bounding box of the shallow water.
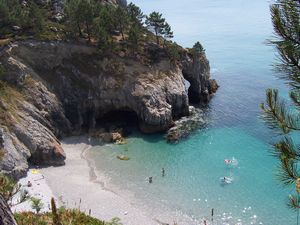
[88,0,295,224]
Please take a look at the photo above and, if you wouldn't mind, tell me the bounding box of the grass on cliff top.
[0,81,24,128]
[14,209,122,225]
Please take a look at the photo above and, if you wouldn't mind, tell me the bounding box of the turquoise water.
[88,0,295,224]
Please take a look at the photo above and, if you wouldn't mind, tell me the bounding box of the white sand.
[37,136,159,225]
[11,169,57,213]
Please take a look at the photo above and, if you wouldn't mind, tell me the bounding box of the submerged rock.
[117,155,130,161]
[166,106,206,143]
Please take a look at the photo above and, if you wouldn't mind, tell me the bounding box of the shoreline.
[12,135,199,225]
[39,136,157,225]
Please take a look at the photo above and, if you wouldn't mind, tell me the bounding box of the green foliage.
[163,22,173,42]
[78,0,94,41]
[261,0,300,217]
[64,0,82,37]
[0,173,15,202]
[166,42,181,65]
[27,1,45,34]
[191,41,205,56]
[0,64,6,80]
[0,0,45,37]
[31,197,44,214]
[145,11,166,45]
[127,3,145,26]
[127,23,141,54]
[115,6,130,40]
[15,209,123,225]
[0,173,29,206]
[269,0,300,88]
[64,0,97,39]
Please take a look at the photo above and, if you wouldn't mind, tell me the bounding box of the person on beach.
[27,181,32,187]
[204,220,207,225]
[149,177,153,183]
[211,208,214,221]
[162,168,165,177]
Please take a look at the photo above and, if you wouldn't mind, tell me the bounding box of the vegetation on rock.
[14,209,123,225]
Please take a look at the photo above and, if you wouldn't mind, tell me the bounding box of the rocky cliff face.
[0,40,216,178]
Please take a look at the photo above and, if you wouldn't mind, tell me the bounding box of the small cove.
[87,0,294,224]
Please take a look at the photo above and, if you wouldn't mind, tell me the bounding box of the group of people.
[220,157,238,185]
[148,167,165,183]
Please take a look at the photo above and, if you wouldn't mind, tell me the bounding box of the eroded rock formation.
[0,40,217,178]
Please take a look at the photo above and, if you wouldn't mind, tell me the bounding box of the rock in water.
[117,155,130,161]
[166,106,206,143]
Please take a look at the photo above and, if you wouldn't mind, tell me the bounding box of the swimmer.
[162,168,165,177]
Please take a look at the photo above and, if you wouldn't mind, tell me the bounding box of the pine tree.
[93,5,115,49]
[191,41,205,56]
[261,0,300,223]
[128,23,141,54]
[28,1,44,34]
[127,3,145,26]
[163,22,173,47]
[145,11,166,45]
[78,0,94,41]
[64,0,82,37]
[115,6,129,40]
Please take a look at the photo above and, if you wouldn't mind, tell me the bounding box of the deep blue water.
[88,1,295,224]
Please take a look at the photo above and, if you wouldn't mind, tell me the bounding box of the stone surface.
[166,106,206,143]
[182,52,218,103]
[0,40,215,178]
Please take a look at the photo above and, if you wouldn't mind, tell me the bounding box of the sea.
[87,0,295,224]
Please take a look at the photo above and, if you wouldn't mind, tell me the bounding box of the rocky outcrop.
[0,40,216,178]
[166,106,205,143]
[182,52,218,103]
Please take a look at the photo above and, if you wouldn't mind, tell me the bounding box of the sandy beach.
[12,136,160,225]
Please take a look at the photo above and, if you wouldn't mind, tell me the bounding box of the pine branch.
[272,136,300,160]
[288,194,300,211]
[261,89,300,133]
[276,158,299,185]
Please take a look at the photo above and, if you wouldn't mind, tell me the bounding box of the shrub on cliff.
[190,41,205,57]
[0,173,29,207]
[14,209,123,225]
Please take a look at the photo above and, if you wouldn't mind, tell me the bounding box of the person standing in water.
[211,208,214,221]
[149,177,153,183]
[162,168,165,177]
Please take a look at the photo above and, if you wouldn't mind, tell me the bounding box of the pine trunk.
[0,194,17,225]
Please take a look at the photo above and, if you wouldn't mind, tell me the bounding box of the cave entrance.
[96,109,139,135]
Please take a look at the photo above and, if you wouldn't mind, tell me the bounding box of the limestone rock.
[0,40,216,177]
[166,107,206,143]
[182,52,218,103]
